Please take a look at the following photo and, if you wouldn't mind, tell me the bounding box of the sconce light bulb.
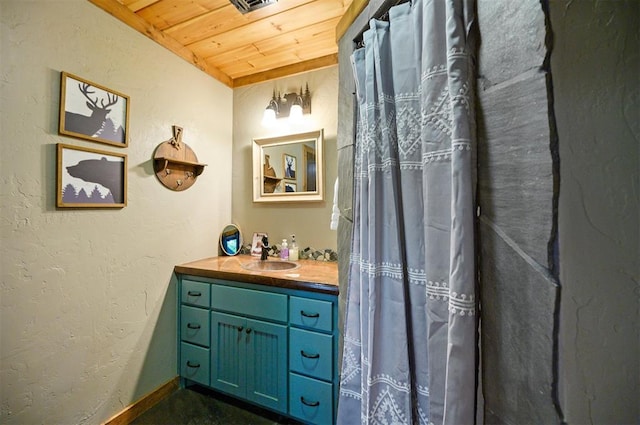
[289,104,303,123]
[262,107,277,127]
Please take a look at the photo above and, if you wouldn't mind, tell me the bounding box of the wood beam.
[232,54,338,87]
[336,0,369,41]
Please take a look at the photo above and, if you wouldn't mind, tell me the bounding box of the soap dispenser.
[280,239,289,261]
[289,234,299,261]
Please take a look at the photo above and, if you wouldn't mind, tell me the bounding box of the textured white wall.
[232,67,338,251]
[0,1,232,424]
[551,0,639,422]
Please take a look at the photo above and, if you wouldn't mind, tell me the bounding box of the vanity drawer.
[289,297,333,332]
[211,285,287,322]
[180,342,210,386]
[181,279,211,308]
[289,328,333,381]
[289,373,333,425]
[181,305,210,347]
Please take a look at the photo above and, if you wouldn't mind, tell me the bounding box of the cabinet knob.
[300,396,320,407]
[237,326,244,332]
[246,328,252,334]
[300,310,320,318]
[187,323,201,329]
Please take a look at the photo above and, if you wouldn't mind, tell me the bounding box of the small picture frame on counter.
[250,232,268,257]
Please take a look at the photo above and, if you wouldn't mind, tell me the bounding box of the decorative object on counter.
[253,129,324,203]
[153,125,207,191]
[261,84,311,127]
[242,242,338,262]
[250,232,269,257]
[300,248,338,262]
[219,224,242,256]
[56,143,127,208]
[58,71,130,148]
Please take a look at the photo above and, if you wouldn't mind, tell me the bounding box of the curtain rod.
[352,0,411,47]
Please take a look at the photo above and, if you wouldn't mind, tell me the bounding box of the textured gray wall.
[550,1,639,423]
[476,1,561,423]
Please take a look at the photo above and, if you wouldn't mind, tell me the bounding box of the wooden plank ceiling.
[89,0,354,87]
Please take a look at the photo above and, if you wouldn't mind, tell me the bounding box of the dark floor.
[131,385,301,425]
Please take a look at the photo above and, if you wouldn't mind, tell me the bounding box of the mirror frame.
[252,129,324,203]
[219,224,243,256]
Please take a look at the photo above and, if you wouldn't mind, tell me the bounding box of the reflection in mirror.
[253,129,324,203]
[220,224,242,256]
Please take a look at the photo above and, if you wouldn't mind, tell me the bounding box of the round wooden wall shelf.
[153,126,206,191]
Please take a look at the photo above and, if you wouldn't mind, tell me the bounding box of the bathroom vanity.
[174,255,339,425]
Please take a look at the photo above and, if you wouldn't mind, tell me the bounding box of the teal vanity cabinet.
[175,257,339,425]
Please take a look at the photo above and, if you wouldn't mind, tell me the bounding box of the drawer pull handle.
[187,291,202,297]
[237,326,244,332]
[186,361,200,368]
[300,397,320,407]
[300,310,320,318]
[300,350,320,359]
[187,323,201,329]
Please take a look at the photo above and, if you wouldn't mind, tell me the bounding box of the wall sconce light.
[262,84,311,127]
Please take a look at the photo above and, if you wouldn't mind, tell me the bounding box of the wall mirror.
[252,129,324,203]
[220,224,242,256]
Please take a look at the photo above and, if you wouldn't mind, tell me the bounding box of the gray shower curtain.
[337,0,477,424]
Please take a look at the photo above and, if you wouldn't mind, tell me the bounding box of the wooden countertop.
[174,255,339,295]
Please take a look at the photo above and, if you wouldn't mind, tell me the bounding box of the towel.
[330,178,339,230]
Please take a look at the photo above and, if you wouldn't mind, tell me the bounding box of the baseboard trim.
[103,377,180,425]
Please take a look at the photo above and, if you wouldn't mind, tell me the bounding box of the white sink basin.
[241,260,300,272]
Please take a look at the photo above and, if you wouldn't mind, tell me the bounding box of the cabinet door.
[245,318,287,413]
[211,311,246,399]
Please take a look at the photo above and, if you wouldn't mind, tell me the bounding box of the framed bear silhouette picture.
[56,143,127,208]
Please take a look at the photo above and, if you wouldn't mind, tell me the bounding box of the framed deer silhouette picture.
[59,72,130,147]
[283,153,296,180]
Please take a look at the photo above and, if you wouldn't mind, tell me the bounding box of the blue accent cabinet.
[177,275,339,425]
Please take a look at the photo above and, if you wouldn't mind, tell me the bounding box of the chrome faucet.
[260,235,270,261]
